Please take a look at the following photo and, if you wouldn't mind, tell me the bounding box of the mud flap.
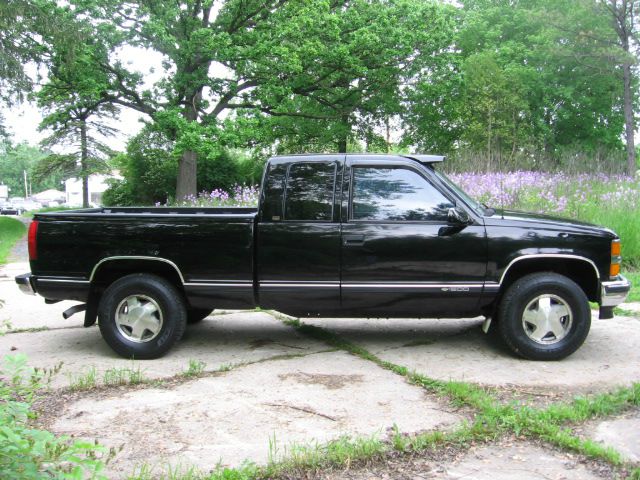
[84,292,99,327]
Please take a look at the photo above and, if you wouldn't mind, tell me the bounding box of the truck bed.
[30,207,258,309]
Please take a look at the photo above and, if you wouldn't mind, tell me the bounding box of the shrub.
[0,354,109,478]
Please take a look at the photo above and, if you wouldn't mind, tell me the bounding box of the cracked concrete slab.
[305,316,640,393]
[0,311,328,388]
[442,443,605,480]
[48,350,463,478]
[322,441,607,479]
[583,409,640,463]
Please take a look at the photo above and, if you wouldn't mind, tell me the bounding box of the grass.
[0,216,26,264]
[68,366,98,391]
[182,359,206,378]
[624,270,640,303]
[103,365,146,386]
[21,206,76,217]
[68,365,147,390]
[581,205,640,269]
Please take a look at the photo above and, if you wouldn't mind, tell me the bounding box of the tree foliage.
[1,0,639,204]
[0,143,61,197]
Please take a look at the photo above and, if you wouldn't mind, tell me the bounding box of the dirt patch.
[278,372,364,390]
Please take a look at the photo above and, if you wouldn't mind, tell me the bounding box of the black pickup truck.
[16,154,631,360]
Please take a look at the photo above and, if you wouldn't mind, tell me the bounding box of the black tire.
[497,272,590,361]
[98,273,187,359]
[187,308,213,324]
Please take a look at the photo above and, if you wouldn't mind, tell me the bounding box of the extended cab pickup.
[16,154,631,360]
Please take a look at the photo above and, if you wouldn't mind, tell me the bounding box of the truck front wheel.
[98,274,187,359]
[497,272,590,360]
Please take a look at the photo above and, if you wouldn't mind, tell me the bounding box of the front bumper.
[15,273,36,296]
[601,275,631,307]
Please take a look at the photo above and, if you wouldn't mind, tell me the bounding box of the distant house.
[0,184,8,202]
[32,189,66,206]
[64,172,121,207]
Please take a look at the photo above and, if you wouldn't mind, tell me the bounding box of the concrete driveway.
[1,259,639,478]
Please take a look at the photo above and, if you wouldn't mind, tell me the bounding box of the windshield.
[431,168,485,215]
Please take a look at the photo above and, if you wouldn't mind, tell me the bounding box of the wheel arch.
[84,257,186,327]
[499,255,600,302]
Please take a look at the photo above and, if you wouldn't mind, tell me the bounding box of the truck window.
[262,163,288,221]
[351,167,453,222]
[284,162,336,221]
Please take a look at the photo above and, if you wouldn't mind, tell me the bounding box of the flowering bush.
[449,171,640,266]
[161,185,260,208]
[449,171,639,217]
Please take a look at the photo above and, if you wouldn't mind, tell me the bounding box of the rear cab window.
[284,162,337,222]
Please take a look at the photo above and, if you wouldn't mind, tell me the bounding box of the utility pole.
[23,170,28,198]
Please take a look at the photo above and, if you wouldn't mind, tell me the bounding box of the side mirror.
[448,206,471,225]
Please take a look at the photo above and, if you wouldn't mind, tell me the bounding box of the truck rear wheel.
[98,274,187,359]
[497,272,590,360]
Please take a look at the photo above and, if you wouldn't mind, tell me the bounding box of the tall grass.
[0,216,26,265]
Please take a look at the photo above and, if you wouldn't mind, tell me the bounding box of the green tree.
[0,0,82,104]
[103,127,178,206]
[69,0,452,199]
[415,0,629,169]
[0,143,58,197]
[35,43,120,207]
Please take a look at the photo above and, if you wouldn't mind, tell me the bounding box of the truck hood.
[484,209,617,238]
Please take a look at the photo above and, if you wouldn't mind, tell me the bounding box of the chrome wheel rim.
[115,295,163,343]
[522,294,573,345]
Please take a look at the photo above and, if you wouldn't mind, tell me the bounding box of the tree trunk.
[608,0,637,176]
[487,112,493,171]
[385,117,392,153]
[176,90,202,200]
[80,119,89,208]
[622,61,636,176]
[176,150,198,201]
[337,113,349,153]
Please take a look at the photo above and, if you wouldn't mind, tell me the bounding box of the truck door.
[340,156,487,317]
[257,156,343,315]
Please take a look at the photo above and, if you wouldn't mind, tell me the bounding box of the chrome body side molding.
[89,256,186,284]
[499,254,600,285]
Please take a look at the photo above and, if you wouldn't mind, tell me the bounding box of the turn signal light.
[610,263,620,277]
[611,240,621,256]
[610,239,621,278]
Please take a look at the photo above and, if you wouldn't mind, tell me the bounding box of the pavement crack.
[263,402,338,422]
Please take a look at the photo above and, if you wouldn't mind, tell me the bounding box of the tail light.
[28,220,39,261]
[610,239,621,278]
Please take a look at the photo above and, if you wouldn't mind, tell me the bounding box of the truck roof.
[270,153,445,164]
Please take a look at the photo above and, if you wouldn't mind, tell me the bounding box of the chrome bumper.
[15,273,36,296]
[600,275,631,307]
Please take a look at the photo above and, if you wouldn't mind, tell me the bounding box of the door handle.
[343,234,365,246]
